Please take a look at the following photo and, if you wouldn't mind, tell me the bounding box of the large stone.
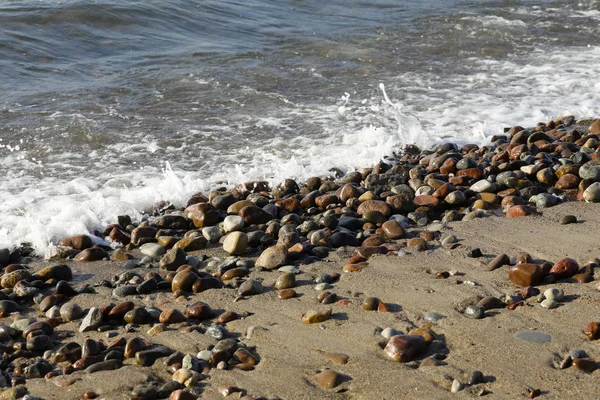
[579,164,600,182]
[470,180,495,193]
[184,203,220,228]
[1,270,31,288]
[381,220,405,240]
[357,200,391,217]
[255,245,287,270]
[222,232,248,255]
[159,247,187,271]
[74,247,108,262]
[508,263,544,287]
[37,264,72,281]
[239,205,273,225]
[549,257,579,280]
[79,307,103,332]
[223,215,244,233]
[171,271,199,293]
[384,335,426,362]
[583,182,600,203]
[131,227,158,245]
[58,235,93,250]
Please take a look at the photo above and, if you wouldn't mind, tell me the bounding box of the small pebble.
[541,299,558,309]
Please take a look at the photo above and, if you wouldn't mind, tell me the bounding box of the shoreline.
[0,115,599,399]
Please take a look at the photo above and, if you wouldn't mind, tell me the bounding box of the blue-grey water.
[0,0,599,253]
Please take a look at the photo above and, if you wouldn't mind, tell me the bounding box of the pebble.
[560,215,577,225]
[140,243,166,259]
[384,335,426,362]
[255,244,288,270]
[543,288,564,301]
[424,312,447,322]
[362,297,380,311]
[487,253,510,271]
[541,299,558,309]
[222,231,248,255]
[79,307,103,332]
[59,302,84,322]
[302,309,332,324]
[278,265,301,274]
[583,322,600,340]
[381,327,401,339]
[468,370,485,385]
[450,379,463,393]
[464,305,484,319]
[274,272,296,290]
[315,369,344,389]
[515,331,551,344]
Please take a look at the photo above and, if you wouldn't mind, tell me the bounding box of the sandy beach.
[1,116,600,400]
[3,200,597,400]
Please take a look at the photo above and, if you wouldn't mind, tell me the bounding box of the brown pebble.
[315,369,344,389]
[488,253,510,271]
[319,351,349,365]
[159,308,187,324]
[278,289,296,299]
[217,311,239,324]
[384,335,426,362]
[343,263,367,272]
[83,392,98,399]
[362,297,379,311]
[169,389,197,400]
[301,309,332,324]
[584,322,600,340]
[572,357,597,373]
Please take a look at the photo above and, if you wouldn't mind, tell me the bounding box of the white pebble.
[544,288,564,301]
[541,299,558,309]
[451,379,463,393]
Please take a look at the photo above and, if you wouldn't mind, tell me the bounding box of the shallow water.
[1,0,599,253]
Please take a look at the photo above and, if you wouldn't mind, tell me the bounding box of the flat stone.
[315,370,344,389]
[470,180,495,193]
[85,359,122,373]
[140,243,165,259]
[424,312,447,322]
[515,331,551,344]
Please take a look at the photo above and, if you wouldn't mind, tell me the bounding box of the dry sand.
[16,201,600,400]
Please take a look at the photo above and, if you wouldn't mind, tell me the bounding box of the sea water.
[0,0,599,253]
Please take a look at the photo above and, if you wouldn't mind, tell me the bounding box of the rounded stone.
[223,216,244,233]
[274,273,296,290]
[464,305,484,319]
[159,308,186,324]
[543,288,564,301]
[124,307,150,324]
[60,302,84,322]
[384,335,426,362]
[541,299,558,309]
[171,271,199,293]
[185,302,213,320]
[362,297,380,311]
[222,232,248,255]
